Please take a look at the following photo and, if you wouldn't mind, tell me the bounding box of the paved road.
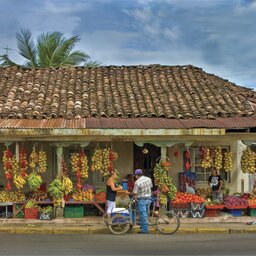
[0,233,255,255]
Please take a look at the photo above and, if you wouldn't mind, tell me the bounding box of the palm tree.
[0,29,101,68]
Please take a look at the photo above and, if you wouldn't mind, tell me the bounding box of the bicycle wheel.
[108,214,131,235]
[156,211,180,235]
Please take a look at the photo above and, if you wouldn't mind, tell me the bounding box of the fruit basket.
[205,204,225,210]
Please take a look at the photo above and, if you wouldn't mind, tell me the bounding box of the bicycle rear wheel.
[156,212,180,235]
[108,214,131,235]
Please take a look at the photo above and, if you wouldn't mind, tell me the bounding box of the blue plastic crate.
[229,209,243,217]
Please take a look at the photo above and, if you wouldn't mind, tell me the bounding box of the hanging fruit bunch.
[3,148,13,191]
[224,151,233,172]
[12,156,26,190]
[61,157,68,176]
[27,171,42,190]
[70,152,82,191]
[91,148,103,172]
[241,147,256,174]
[48,178,63,207]
[200,147,212,168]
[184,148,191,171]
[20,145,28,178]
[38,148,47,173]
[80,150,89,179]
[102,148,111,176]
[108,149,115,173]
[154,163,177,205]
[214,146,223,171]
[61,157,73,195]
[159,156,172,172]
[62,176,73,195]
[29,146,38,171]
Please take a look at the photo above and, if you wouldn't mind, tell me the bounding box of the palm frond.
[37,32,63,67]
[84,60,102,67]
[16,29,38,67]
[58,51,89,67]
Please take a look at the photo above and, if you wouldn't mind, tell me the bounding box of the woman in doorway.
[106,170,123,214]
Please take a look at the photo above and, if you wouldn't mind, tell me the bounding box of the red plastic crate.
[205,208,219,217]
[24,207,38,219]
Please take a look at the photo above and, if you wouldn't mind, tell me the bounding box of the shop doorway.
[133,143,161,189]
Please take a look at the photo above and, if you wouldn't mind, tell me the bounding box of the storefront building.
[0,64,255,217]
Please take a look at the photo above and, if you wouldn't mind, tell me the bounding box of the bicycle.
[103,196,180,235]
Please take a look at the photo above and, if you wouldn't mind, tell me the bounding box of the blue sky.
[0,0,255,90]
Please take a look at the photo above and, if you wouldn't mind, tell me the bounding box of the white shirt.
[133,176,152,198]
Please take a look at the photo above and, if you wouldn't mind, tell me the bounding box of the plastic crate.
[229,209,243,217]
[15,204,24,218]
[190,202,205,211]
[64,205,84,218]
[171,203,190,210]
[24,207,38,219]
[247,208,256,217]
[190,210,205,218]
[205,208,219,217]
[173,209,190,218]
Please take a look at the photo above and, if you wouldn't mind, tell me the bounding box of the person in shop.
[106,170,123,215]
[208,167,223,203]
[127,173,135,198]
[130,168,153,234]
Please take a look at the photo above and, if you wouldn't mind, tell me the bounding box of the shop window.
[183,147,230,183]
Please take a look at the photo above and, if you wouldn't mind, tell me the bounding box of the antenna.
[3,46,17,54]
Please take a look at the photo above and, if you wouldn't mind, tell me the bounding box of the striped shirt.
[133,176,152,198]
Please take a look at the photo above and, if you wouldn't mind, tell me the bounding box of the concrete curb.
[0,226,256,234]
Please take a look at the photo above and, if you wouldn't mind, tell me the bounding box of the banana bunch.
[48,179,63,199]
[53,198,62,207]
[241,147,256,173]
[91,148,103,172]
[62,176,73,195]
[214,146,222,170]
[102,148,110,176]
[159,194,167,205]
[80,153,89,178]
[70,153,80,173]
[201,148,212,168]
[38,149,47,173]
[29,146,38,170]
[13,173,26,190]
[25,199,37,208]
[0,191,25,202]
[224,152,233,172]
[27,171,42,190]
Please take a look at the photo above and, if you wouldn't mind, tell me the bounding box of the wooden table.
[65,201,106,215]
[12,200,106,218]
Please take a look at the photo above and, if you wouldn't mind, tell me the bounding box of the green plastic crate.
[248,208,256,216]
[64,205,84,218]
[15,204,24,218]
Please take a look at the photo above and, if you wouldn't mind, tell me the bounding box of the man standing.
[133,169,153,234]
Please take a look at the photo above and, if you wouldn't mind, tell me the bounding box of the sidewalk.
[1,216,256,234]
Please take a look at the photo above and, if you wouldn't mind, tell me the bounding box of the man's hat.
[134,169,143,175]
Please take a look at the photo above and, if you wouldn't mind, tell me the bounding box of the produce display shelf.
[248,205,256,209]
[225,205,248,210]
[205,205,224,210]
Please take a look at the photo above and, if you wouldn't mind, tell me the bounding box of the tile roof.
[0,65,255,121]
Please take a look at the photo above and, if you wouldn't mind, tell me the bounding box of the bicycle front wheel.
[156,212,180,235]
[108,214,131,235]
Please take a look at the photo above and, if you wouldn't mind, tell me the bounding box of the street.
[0,233,255,255]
